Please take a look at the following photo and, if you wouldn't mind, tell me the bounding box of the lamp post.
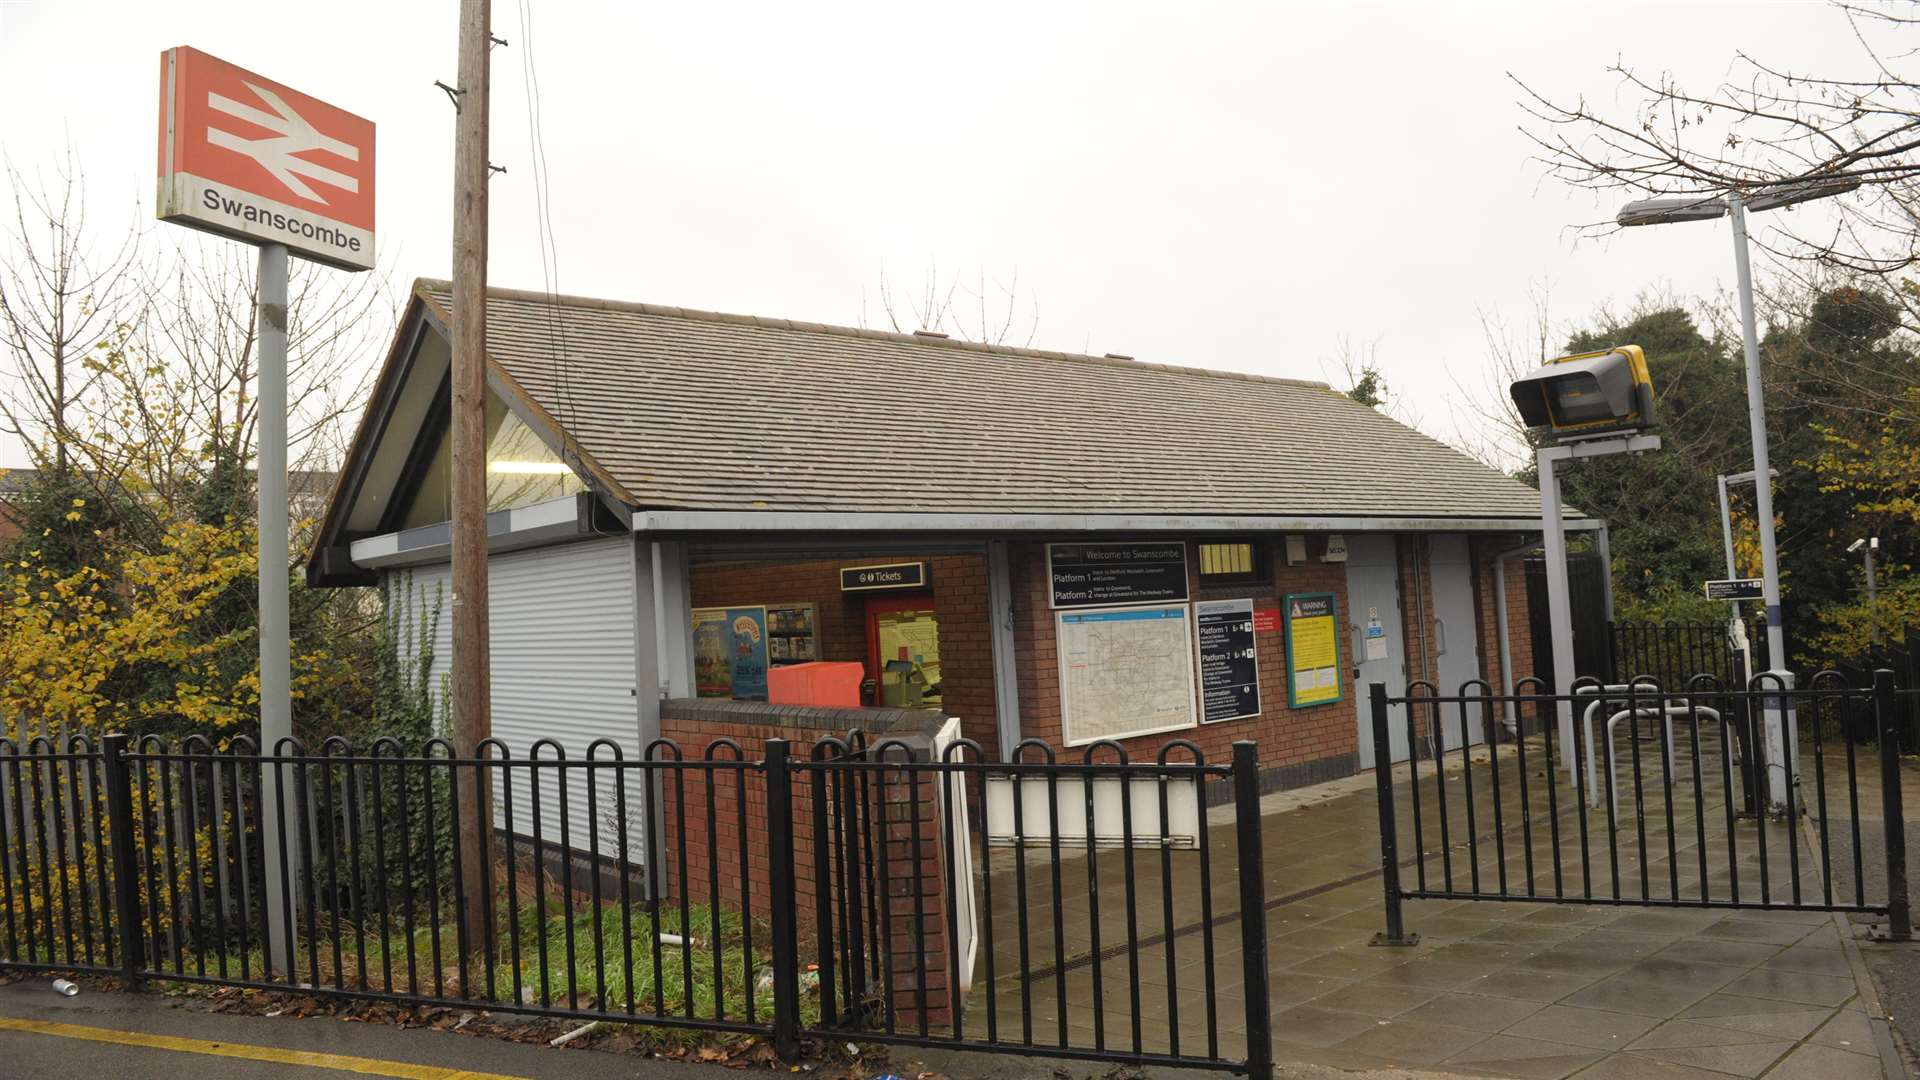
[1618,180,1857,813]
[1850,537,1881,644]
[1617,180,1856,673]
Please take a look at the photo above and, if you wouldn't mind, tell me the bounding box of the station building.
[308,280,1601,797]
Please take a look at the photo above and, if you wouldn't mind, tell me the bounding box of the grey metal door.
[1429,534,1485,748]
[1346,534,1407,768]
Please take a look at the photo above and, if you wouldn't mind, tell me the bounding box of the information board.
[1282,592,1343,708]
[1056,604,1197,745]
[1048,542,1189,608]
[1195,598,1260,724]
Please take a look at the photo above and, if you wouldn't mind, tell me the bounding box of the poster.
[1283,592,1343,708]
[691,606,770,700]
[1195,598,1260,724]
[1047,542,1189,608]
[1055,604,1197,745]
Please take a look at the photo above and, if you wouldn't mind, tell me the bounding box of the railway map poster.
[1056,604,1197,745]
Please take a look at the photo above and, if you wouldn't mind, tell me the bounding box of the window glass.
[397,392,584,529]
[1199,543,1252,576]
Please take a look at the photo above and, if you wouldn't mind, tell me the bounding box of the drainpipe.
[1493,535,1541,733]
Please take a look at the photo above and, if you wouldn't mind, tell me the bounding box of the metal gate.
[1366,672,1913,945]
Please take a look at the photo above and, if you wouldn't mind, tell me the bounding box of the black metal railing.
[1370,670,1912,945]
[0,730,1273,1079]
[1606,619,1768,690]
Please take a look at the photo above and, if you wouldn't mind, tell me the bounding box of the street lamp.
[1616,178,1860,678]
[1849,537,1881,643]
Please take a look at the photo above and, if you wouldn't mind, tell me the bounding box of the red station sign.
[157,46,375,270]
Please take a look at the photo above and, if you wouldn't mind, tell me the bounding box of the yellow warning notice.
[1283,592,1343,707]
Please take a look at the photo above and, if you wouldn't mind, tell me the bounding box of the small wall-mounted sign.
[1704,577,1764,601]
[841,561,927,592]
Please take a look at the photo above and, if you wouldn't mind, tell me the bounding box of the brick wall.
[681,536,1544,790]
[658,700,956,1029]
[1007,536,1359,780]
[690,554,1001,760]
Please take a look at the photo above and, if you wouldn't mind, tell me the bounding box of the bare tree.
[1447,284,1561,475]
[0,159,393,545]
[0,150,139,475]
[1512,2,1920,281]
[113,238,393,525]
[1325,334,1429,430]
[863,258,1040,346]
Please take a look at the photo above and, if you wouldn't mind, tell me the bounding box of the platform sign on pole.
[1704,578,1765,602]
[157,45,375,970]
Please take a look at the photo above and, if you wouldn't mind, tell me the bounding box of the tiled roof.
[416,280,1547,520]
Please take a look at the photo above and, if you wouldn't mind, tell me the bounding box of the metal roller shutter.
[487,537,640,856]
[385,537,641,860]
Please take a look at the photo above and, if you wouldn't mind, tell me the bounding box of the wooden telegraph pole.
[450,0,494,958]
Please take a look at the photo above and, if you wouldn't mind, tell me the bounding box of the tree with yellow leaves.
[1810,383,1919,660]
[0,515,254,741]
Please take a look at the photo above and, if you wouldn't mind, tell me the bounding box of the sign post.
[256,239,291,958]
[158,46,375,967]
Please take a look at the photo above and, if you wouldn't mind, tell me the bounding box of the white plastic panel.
[982,774,1201,848]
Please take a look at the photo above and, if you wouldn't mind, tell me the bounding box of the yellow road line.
[0,1015,530,1080]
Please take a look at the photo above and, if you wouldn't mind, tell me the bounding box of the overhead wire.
[514,0,585,478]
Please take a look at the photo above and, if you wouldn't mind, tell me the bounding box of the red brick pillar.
[871,755,953,1031]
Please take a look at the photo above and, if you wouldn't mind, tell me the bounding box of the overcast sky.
[0,1,1881,472]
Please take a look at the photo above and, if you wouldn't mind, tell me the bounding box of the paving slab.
[1626,1040,1794,1076]
[1719,966,1861,1007]
[1765,1039,1887,1079]
[1628,1017,1790,1050]
[1329,1017,1489,1066]
[1502,1003,1660,1050]
[1393,992,1545,1033]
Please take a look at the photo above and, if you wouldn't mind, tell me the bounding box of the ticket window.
[865,595,943,710]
